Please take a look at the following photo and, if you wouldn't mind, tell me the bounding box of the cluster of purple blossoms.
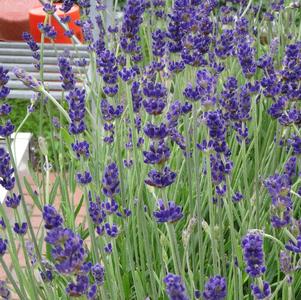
[153,200,183,223]
[251,282,271,300]
[264,170,293,228]
[215,29,235,59]
[0,237,8,256]
[38,23,57,40]
[58,57,76,91]
[13,222,28,235]
[0,67,15,137]
[166,100,192,128]
[60,0,75,13]
[102,162,120,198]
[22,32,40,70]
[152,29,166,57]
[242,232,271,299]
[264,42,301,127]
[237,37,257,78]
[0,148,15,191]
[5,193,21,209]
[202,109,232,197]
[66,88,86,135]
[203,275,227,300]
[42,205,102,298]
[145,166,176,188]
[152,0,165,18]
[88,162,128,239]
[242,232,266,278]
[43,3,57,14]
[142,81,167,115]
[0,281,10,299]
[71,140,90,159]
[0,67,10,100]
[164,273,188,300]
[131,81,143,113]
[279,250,293,281]
[285,235,301,254]
[120,0,145,61]
[143,140,170,165]
[76,171,93,185]
[97,49,118,97]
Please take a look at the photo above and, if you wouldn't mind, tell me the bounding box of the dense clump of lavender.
[1,0,301,299]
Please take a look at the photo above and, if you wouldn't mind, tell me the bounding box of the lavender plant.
[1,0,301,299]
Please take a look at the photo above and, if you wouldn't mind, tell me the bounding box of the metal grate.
[0,42,89,100]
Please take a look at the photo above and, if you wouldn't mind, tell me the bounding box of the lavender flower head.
[251,281,271,300]
[45,227,86,274]
[145,166,176,188]
[164,273,188,300]
[0,237,7,256]
[91,263,105,285]
[241,232,266,278]
[203,275,227,300]
[102,163,120,198]
[43,205,64,230]
[66,88,86,135]
[0,147,15,191]
[153,200,183,223]
[5,193,21,209]
[13,222,28,235]
[58,57,76,91]
[12,67,42,91]
[0,281,10,299]
[0,66,10,99]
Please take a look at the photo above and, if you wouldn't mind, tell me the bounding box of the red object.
[29,4,83,44]
[0,0,41,41]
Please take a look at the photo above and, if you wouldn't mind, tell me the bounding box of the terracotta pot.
[0,0,41,41]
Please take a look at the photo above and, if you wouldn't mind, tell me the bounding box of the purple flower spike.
[72,140,90,159]
[279,251,293,274]
[43,3,57,14]
[12,67,41,91]
[89,201,106,225]
[145,167,176,188]
[241,232,266,278]
[0,218,5,230]
[60,0,75,13]
[104,242,112,254]
[251,281,271,300]
[5,193,21,209]
[164,273,188,300]
[144,122,169,140]
[0,147,15,191]
[76,171,92,185]
[143,140,171,165]
[66,275,89,297]
[45,227,86,274]
[43,205,64,230]
[203,275,227,300]
[0,238,8,256]
[142,82,167,115]
[153,200,183,223]
[13,222,28,235]
[285,235,301,253]
[102,162,120,198]
[66,88,86,135]
[38,23,57,40]
[104,223,118,238]
[58,57,76,91]
[0,280,10,299]
[91,263,105,285]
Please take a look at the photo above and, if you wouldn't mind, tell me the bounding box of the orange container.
[29,4,83,43]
